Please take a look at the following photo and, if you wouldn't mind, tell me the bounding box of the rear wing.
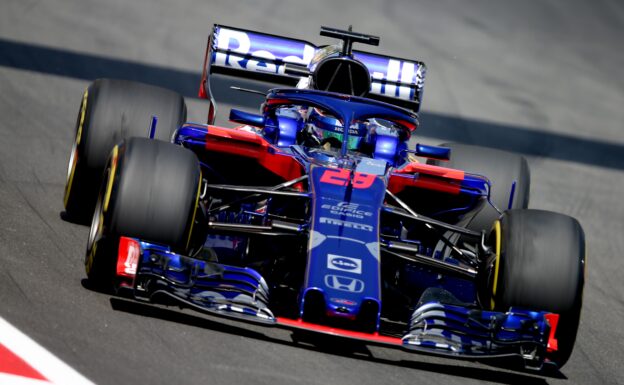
[199,25,427,122]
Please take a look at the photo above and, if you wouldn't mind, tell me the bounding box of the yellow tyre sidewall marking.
[63,143,79,207]
[490,220,502,310]
[103,145,118,213]
[64,88,89,207]
[186,171,202,250]
[85,244,95,274]
[76,88,88,145]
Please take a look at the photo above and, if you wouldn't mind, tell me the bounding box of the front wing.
[119,237,559,370]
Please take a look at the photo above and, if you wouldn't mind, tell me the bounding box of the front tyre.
[85,138,201,290]
[487,209,585,368]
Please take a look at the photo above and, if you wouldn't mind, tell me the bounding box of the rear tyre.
[64,79,187,223]
[85,138,201,290]
[488,209,585,368]
[428,143,530,232]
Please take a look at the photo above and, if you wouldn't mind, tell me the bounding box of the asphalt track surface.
[1,0,623,384]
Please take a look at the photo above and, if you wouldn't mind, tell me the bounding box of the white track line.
[0,316,96,385]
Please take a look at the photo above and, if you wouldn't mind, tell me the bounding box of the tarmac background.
[0,0,623,384]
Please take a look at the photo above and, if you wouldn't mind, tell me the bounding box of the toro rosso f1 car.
[64,25,585,371]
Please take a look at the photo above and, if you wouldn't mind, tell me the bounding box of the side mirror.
[414,144,451,161]
[372,133,400,166]
[229,109,264,127]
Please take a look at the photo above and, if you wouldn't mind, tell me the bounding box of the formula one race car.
[63,25,585,372]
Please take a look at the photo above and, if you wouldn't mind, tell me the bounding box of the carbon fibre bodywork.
[108,26,560,371]
[116,90,557,370]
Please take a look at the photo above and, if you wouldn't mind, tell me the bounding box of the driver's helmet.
[305,107,367,151]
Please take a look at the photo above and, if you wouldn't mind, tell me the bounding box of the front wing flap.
[126,238,556,369]
[133,243,275,324]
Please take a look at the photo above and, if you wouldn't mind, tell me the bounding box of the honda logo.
[324,274,365,293]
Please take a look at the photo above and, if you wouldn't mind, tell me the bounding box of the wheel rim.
[63,141,78,203]
[87,193,103,252]
[85,169,106,274]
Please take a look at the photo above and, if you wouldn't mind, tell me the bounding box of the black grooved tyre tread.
[428,143,530,232]
[85,138,200,290]
[64,79,187,223]
[492,209,585,368]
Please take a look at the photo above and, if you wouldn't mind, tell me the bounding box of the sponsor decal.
[321,201,373,219]
[213,28,315,75]
[211,27,426,102]
[371,60,423,99]
[327,254,362,274]
[330,298,357,306]
[352,51,426,100]
[319,217,373,232]
[319,168,376,189]
[324,274,365,293]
